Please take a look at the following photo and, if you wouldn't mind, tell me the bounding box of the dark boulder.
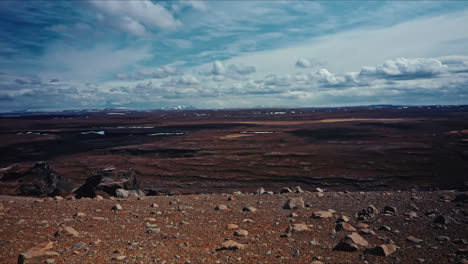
[0,162,72,197]
[74,167,141,198]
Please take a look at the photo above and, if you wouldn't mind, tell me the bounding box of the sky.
[0,1,468,111]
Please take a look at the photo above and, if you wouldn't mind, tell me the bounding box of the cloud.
[359,57,448,79]
[228,64,256,75]
[212,61,226,75]
[177,75,200,85]
[295,58,311,68]
[88,0,182,36]
[117,65,181,80]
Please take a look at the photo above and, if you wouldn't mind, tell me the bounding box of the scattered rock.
[18,241,59,264]
[283,197,305,210]
[383,206,397,214]
[336,222,356,232]
[367,244,398,257]
[217,240,246,250]
[151,203,158,208]
[334,232,368,251]
[234,229,248,236]
[74,167,141,198]
[226,224,238,230]
[242,206,257,212]
[115,188,145,198]
[54,226,79,237]
[255,187,265,195]
[112,204,123,211]
[434,215,457,225]
[406,236,423,243]
[293,186,304,193]
[286,224,310,233]
[280,187,293,194]
[312,210,333,219]
[215,204,228,210]
[73,212,86,218]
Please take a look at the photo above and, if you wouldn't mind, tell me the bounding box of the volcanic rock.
[217,240,246,250]
[283,197,305,209]
[54,226,79,237]
[242,206,257,212]
[256,187,265,195]
[226,224,238,230]
[336,222,357,232]
[406,236,423,243]
[367,244,398,257]
[312,210,333,219]
[286,223,309,233]
[112,204,123,211]
[334,232,369,252]
[234,229,248,236]
[18,241,59,264]
[74,167,141,198]
[1,162,72,197]
[280,187,293,194]
[215,204,228,210]
[115,189,145,198]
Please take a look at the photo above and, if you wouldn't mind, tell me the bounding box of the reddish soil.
[0,190,466,264]
[1,106,468,195]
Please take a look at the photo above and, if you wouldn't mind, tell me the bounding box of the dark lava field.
[1,105,467,195]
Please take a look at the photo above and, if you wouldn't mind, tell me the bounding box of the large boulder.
[0,162,72,197]
[74,167,141,198]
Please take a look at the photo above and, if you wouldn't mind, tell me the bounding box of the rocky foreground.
[0,189,467,264]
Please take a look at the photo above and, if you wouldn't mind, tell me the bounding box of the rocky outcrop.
[0,162,72,197]
[74,167,141,198]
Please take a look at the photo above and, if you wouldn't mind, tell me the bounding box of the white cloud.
[212,61,226,75]
[89,0,182,36]
[359,57,448,79]
[40,43,152,81]
[211,10,468,77]
[295,58,311,68]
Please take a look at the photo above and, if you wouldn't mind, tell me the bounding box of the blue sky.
[0,1,468,111]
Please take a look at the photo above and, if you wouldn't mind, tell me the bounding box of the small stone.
[436,236,450,242]
[312,210,333,219]
[336,215,349,223]
[112,204,122,211]
[234,229,248,237]
[434,215,456,225]
[288,212,299,218]
[226,224,238,230]
[314,188,324,193]
[336,222,356,232]
[73,212,86,218]
[72,242,86,249]
[242,206,257,212]
[383,206,397,214]
[334,232,368,252]
[280,187,293,193]
[367,244,398,257]
[217,240,246,250]
[360,228,376,235]
[46,259,56,264]
[112,255,127,261]
[293,186,304,193]
[406,236,423,243]
[256,187,265,195]
[146,228,161,233]
[283,197,305,210]
[151,203,159,208]
[379,225,391,231]
[286,224,309,233]
[215,204,228,210]
[55,226,79,237]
